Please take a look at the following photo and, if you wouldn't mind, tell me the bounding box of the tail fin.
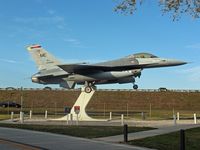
[27,44,61,70]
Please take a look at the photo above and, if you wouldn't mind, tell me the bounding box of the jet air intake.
[31,77,39,83]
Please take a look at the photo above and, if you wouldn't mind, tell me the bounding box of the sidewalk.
[0,127,152,150]
[96,124,200,142]
[0,120,199,149]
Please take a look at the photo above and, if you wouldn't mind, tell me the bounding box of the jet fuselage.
[28,45,186,90]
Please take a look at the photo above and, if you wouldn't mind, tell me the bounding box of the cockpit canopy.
[127,53,158,58]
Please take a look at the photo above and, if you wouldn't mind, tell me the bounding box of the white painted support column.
[54,87,106,121]
[20,111,24,123]
[177,112,179,121]
[109,112,112,120]
[45,110,48,119]
[57,87,98,121]
[194,113,197,124]
[70,87,95,121]
[30,110,32,119]
[11,112,14,121]
[173,114,176,125]
[121,114,124,126]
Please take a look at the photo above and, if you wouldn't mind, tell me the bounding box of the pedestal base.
[56,87,104,121]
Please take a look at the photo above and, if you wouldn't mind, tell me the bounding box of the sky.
[0,0,200,89]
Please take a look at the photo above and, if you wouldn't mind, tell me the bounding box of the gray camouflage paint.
[28,45,186,89]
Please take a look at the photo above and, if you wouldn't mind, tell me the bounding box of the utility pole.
[20,87,23,112]
[103,103,106,118]
[149,103,152,119]
[8,92,14,115]
[126,103,129,117]
[55,102,57,116]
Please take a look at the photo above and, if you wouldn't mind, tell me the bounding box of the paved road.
[0,138,41,150]
[97,124,200,142]
[0,127,151,150]
[0,120,198,149]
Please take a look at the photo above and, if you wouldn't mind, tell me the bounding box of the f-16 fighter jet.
[27,44,186,93]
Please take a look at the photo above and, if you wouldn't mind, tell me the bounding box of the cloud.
[64,38,80,45]
[14,16,65,25]
[185,43,200,49]
[13,8,69,32]
[63,38,89,48]
[63,38,86,48]
[34,0,44,3]
[12,12,88,48]
[56,25,65,29]
[12,15,69,39]
[47,10,56,15]
[0,58,22,64]
[178,66,200,82]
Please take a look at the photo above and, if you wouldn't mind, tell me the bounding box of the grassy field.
[0,114,12,121]
[1,90,200,111]
[1,90,200,121]
[0,123,154,138]
[128,127,200,150]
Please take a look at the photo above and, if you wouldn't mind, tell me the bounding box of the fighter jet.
[27,44,186,93]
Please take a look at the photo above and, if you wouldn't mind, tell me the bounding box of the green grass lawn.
[0,114,11,121]
[0,123,154,138]
[128,127,200,150]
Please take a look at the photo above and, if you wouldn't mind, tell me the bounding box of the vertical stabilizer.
[27,44,60,70]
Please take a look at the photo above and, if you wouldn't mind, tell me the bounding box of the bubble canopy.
[127,53,158,58]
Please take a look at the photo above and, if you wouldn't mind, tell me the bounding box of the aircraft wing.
[58,63,156,74]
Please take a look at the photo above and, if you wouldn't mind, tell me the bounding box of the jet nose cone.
[173,60,187,66]
[181,61,187,65]
[160,59,187,67]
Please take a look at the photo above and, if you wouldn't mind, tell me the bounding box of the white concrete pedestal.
[55,87,104,121]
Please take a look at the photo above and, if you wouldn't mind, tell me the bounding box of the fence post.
[76,114,79,126]
[30,110,32,119]
[66,114,69,125]
[177,112,180,121]
[194,113,197,124]
[11,112,14,121]
[124,124,128,143]
[110,112,112,120]
[45,110,48,119]
[20,111,24,123]
[173,114,176,125]
[141,112,145,120]
[121,114,124,125]
[180,129,185,150]
[70,114,73,125]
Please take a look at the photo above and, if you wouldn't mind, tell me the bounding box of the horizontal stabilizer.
[60,81,75,89]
